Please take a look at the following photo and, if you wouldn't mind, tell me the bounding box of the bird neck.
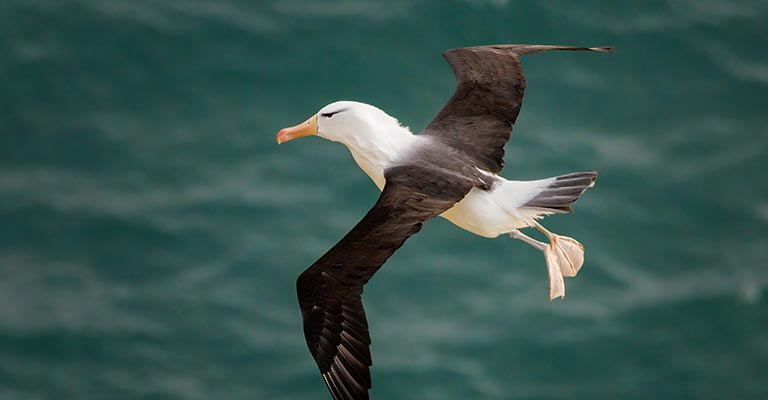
[342,124,416,190]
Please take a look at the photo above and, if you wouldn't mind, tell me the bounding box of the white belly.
[440,186,532,238]
[351,149,552,238]
[357,170,555,239]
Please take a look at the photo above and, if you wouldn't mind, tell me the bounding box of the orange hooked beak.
[276,114,318,144]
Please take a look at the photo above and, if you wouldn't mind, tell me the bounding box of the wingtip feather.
[445,44,616,56]
[589,46,615,53]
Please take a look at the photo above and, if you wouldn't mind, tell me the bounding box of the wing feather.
[423,44,613,173]
[296,165,474,400]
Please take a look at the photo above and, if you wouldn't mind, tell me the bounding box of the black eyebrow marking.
[321,109,347,118]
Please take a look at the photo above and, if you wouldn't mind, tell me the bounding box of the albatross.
[276,44,612,400]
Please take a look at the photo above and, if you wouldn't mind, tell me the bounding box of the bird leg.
[508,229,546,251]
[509,221,586,301]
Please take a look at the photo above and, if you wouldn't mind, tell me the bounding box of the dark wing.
[297,165,474,400]
[423,44,613,173]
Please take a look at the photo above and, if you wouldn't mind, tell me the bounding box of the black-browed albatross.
[277,44,612,400]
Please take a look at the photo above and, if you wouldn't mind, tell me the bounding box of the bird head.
[276,101,398,145]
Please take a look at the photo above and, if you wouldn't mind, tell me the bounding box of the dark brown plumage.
[297,166,473,400]
[295,44,612,400]
[425,45,613,173]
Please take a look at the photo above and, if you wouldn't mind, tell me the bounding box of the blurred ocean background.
[2,1,767,399]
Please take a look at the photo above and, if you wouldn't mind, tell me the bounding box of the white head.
[276,101,406,147]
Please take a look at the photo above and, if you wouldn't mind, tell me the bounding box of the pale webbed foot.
[531,220,585,278]
[509,229,565,300]
[509,222,586,301]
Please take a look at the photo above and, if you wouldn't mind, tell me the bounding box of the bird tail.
[521,171,597,213]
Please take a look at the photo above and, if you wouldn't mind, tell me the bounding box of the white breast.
[350,149,387,190]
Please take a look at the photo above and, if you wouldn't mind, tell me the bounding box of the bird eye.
[321,109,345,118]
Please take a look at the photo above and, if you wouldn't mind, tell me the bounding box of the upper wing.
[296,165,474,400]
[423,44,613,173]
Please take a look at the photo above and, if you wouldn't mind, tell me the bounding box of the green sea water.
[2,1,767,399]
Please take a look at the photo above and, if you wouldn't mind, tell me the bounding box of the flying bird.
[277,44,612,400]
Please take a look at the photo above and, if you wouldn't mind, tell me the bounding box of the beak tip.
[276,114,318,145]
